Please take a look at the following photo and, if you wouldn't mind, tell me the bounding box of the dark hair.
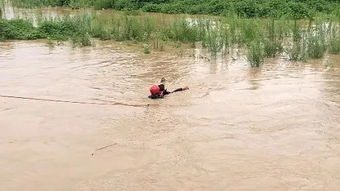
[159,84,165,91]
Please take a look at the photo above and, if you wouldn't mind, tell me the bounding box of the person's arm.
[171,86,189,93]
[163,89,171,95]
[159,84,171,95]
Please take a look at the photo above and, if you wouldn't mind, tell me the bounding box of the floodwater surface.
[0,39,340,191]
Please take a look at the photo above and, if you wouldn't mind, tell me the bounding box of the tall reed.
[328,22,340,54]
[263,19,283,57]
[247,40,265,67]
[206,25,222,56]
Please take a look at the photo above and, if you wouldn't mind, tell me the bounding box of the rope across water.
[0,94,149,108]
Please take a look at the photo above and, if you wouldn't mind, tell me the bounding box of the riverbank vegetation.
[0,0,339,66]
[8,0,340,19]
[1,13,339,63]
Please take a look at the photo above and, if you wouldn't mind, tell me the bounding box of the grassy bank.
[0,16,92,46]
[0,11,339,66]
[7,0,340,19]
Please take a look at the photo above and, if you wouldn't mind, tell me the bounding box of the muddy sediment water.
[0,39,340,190]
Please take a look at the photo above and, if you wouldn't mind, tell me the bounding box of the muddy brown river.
[0,39,339,191]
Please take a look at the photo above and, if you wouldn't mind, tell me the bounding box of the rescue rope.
[0,94,149,108]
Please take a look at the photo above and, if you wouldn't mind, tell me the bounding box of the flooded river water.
[0,39,340,191]
[1,4,340,191]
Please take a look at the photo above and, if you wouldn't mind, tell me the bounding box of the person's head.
[160,77,166,84]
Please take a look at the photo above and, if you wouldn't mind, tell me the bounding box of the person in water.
[149,78,189,99]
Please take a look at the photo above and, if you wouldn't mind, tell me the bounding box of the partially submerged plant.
[263,39,283,58]
[143,43,150,54]
[247,40,265,67]
[328,24,340,54]
[72,32,92,47]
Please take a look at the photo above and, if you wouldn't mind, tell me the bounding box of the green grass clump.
[88,14,155,41]
[0,16,92,47]
[71,31,92,47]
[286,41,306,61]
[10,0,70,8]
[143,43,151,54]
[307,34,326,59]
[263,39,283,58]
[94,0,114,10]
[68,0,93,9]
[121,16,143,40]
[88,15,118,40]
[285,21,306,61]
[161,18,198,43]
[328,24,340,54]
[239,19,262,45]
[219,22,231,53]
[38,16,91,40]
[329,36,340,54]
[262,19,283,57]
[38,20,75,40]
[247,40,265,67]
[205,27,222,56]
[0,19,40,40]
[306,23,327,59]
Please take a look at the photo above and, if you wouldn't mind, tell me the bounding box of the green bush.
[114,0,137,10]
[38,19,77,40]
[0,19,39,40]
[286,1,313,19]
[94,0,114,10]
[141,3,161,12]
